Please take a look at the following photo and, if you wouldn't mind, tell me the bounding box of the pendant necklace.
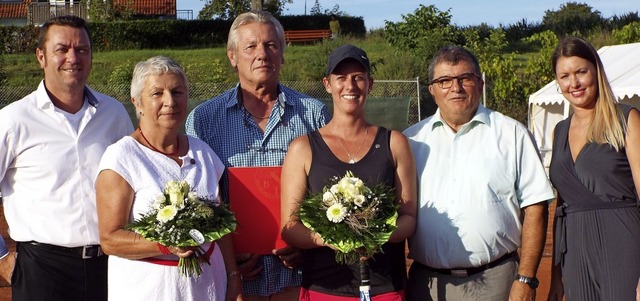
[138,127,180,156]
[335,126,369,164]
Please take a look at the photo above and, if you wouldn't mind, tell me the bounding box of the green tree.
[262,0,292,16]
[542,2,603,36]
[83,0,135,22]
[613,21,640,43]
[107,60,135,101]
[384,5,460,63]
[198,0,292,20]
[309,0,344,16]
[522,30,558,97]
[465,29,525,121]
[607,12,640,30]
[309,0,321,15]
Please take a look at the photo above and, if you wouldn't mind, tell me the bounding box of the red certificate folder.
[228,166,287,254]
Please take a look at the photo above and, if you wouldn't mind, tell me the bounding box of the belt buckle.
[450,269,468,278]
[82,245,103,259]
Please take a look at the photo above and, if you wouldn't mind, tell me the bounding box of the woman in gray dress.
[547,36,640,301]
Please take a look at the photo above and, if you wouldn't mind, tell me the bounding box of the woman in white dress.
[95,56,243,301]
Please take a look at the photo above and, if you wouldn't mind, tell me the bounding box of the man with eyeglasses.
[186,11,331,301]
[403,46,554,301]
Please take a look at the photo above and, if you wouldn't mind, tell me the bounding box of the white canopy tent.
[528,42,640,171]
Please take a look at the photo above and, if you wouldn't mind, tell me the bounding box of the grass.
[1,34,545,125]
[2,35,410,88]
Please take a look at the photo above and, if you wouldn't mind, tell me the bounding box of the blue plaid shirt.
[186,83,330,296]
[0,236,8,259]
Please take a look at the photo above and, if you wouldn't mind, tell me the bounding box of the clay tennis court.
[0,204,557,301]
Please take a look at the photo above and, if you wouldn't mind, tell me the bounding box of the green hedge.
[0,15,366,54]
[88,19,231,50]
[0,25,39,54]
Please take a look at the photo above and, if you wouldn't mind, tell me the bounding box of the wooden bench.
[284,29,331,43]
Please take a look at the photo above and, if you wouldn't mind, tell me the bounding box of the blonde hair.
[552,36,627,151]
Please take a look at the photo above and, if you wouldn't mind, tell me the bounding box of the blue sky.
[177,0,636,30]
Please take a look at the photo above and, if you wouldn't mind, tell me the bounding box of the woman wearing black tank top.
[280,45,417,300]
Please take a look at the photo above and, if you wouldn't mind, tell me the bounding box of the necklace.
[335,126,369,164]
[138,127,180,156]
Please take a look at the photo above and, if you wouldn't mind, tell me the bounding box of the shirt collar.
[225,83,292,110]
[35,81,99,110]
[84,86,100,107]
[430,104,491,132]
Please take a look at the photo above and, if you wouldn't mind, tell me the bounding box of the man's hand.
[0,252,16,284]
[236,253,261,281]
[509,280,535,301]
[272,245,302,269]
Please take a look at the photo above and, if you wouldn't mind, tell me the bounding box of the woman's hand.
[226,272,243,301]
[168,246,195,258]
[547,265,564,301]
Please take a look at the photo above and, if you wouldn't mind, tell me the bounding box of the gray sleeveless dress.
[550,104,640,300]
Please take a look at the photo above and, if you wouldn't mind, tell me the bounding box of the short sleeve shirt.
[403,105,554,268]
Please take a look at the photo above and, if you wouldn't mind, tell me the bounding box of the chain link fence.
[0,79,421,130]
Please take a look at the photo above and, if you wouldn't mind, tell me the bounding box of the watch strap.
[516,274,539,289]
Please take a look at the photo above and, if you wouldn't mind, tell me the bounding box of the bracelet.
[156,243,171,255]
[227,270,242,278]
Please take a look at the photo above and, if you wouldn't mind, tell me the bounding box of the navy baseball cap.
[325,44,370,76]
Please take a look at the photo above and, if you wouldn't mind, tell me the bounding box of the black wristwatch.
[516,274,539,289]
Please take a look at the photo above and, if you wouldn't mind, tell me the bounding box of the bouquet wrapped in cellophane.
[127,180,236,277]
[297,171,398,265]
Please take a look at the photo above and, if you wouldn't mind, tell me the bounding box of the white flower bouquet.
[127,180,236,277]
[297,171,398,264]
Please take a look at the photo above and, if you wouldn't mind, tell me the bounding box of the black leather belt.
[416,252,517,278]
[26,241,105,259]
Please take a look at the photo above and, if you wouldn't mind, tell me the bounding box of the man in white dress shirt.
[403,46,555,301]
[0,16,132,300]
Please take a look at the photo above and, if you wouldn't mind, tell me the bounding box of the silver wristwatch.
[516,274,539,289]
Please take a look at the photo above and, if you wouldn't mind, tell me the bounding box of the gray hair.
[130,56,189,105]
[427,46,481,82]
[227,11,286,53]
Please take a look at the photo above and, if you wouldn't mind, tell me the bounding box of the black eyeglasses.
[429,73,480,89]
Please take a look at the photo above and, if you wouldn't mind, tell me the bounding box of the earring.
[137,111,144,117]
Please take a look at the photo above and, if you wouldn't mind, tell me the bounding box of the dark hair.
[38,15,90,50]
[427,45,481,82]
